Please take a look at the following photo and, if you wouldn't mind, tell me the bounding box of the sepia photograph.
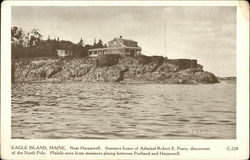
[1,1,249,160]
[10,5,237,139]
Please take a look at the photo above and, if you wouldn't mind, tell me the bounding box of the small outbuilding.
[57,50,71,58]
[57,49,81,58]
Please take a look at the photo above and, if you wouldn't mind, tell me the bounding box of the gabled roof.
[115,37,137,43]
[114,37,138,47]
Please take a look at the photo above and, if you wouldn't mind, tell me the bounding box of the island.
[11,31,219,84]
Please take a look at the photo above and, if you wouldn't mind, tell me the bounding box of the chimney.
[120,35,122,38]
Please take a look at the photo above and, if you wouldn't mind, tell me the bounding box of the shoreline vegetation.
[11,26,226,84]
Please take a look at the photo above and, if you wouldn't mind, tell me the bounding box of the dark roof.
[114,37,138,47]
[115,37,137,43]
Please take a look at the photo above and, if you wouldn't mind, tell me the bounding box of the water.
[11,82,236,139]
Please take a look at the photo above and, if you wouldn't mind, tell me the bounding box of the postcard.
[1,0,249,160]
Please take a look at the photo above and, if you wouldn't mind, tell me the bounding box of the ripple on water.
[12,82,236,139]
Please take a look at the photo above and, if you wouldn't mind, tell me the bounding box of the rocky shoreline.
[12,56,219,84]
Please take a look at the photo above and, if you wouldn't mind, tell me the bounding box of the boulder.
[149,56,165,66]
[83,66,125,82]
[157,62,178,72]
[193,71,219,83]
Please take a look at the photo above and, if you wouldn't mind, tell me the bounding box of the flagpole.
[164,14,167,58]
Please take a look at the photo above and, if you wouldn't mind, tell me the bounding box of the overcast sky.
[12,6,236,76]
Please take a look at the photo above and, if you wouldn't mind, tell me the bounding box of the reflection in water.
[12,82,236,139]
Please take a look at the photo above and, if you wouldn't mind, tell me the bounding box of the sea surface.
[12,81,236,139]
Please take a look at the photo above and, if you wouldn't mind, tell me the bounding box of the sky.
[12,6,236,77]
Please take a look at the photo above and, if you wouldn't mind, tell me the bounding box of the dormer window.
[114,41,117,45]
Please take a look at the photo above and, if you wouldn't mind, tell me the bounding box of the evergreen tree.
[78,37,84,46]
[97,39,103,48]
[47,35,51,41]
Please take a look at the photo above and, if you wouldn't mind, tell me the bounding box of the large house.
[88,36,141,57]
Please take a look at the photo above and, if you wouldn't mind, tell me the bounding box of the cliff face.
[12,57,219,84]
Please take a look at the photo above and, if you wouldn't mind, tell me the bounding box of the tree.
[28,29,42,47]
[93,38,104,49]
[11,26,26,47]
[77,37,84,46]
[47,35,51,41]
[11,26,97,58]
[97,39,103,47]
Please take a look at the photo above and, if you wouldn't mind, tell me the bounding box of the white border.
[1,1,249,160]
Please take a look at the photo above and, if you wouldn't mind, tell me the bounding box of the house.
[57,49,80,58]
[57,49,72,58]
[88,36,141,57]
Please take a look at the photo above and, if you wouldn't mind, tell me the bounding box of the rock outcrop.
[12,56,219,84]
